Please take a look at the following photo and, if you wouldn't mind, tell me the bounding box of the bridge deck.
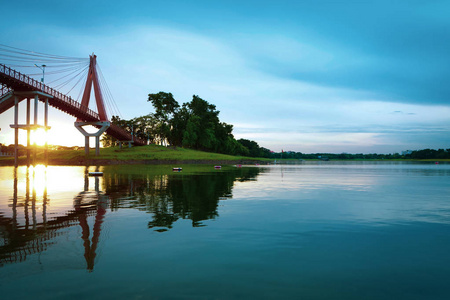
[0,64,146,145]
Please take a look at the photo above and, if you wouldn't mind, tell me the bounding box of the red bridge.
[0,51,146,153]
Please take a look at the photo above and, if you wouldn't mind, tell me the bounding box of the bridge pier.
[85,136,90,155]
[45,98,49,162]
[26,98,30,163]
[14,96,19,166]
[75,121,110,156]
[9,91,52,166]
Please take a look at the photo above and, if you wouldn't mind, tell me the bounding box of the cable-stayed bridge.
[0,45,146,163]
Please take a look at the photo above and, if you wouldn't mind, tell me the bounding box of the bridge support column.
[85,136,90,155]
[45,98,48,161]
[26,98,31,165]
[13,96,19,167]
[33,95,38,165]
[75,121,110,156]
[96,135,101,156]
[9,91,52,166]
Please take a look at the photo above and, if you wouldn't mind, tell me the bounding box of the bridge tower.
[74,54,110,156]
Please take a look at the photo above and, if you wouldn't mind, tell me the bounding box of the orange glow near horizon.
[0,165,103,223]
[30,128,47,146]
[0,108,87,147]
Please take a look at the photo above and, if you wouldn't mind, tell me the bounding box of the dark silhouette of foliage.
[103,166,263,231]
[102,91,269,157]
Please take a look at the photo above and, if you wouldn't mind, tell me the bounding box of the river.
[1,162,450,299]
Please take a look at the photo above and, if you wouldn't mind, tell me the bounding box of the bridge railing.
[0,64,99,119]
[0,83,11,97]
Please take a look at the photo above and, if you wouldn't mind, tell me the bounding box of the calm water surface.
[1,162,450,299]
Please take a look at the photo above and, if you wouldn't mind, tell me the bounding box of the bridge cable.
[96,63,123,119]
[0,44,92,100]
[53,65,89,91]
[28,62,89,75]
[66,66,90,96]
[0,44,88,61]
[96,65,115,118]
[45,63,90,85]
[1,44,129,125]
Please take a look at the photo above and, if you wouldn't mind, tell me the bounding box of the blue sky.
[1,0,449,153]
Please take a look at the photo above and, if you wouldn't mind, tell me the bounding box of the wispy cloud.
[1,1,449,153]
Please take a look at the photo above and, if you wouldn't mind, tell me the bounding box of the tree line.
[100,92,450,160]
[102,92,271,157]
[269,149,450,160]
[405,148,450,159]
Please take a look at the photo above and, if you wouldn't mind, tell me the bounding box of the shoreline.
[1,157,448,166]
[0,158,263,166]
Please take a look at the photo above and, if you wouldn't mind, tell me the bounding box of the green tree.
[182,115,201,148]
[101,115,128,147]
[148,92,180,145]
[179,95,221,151]
[131,114,159,143]
[169,105,190,146]
[237,139,261,157]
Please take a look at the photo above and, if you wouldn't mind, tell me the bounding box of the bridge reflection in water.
[0,165,262,271]
[0,166,108,271]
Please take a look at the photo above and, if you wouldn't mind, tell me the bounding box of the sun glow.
[31,128,48,146]
[29,164,48,198]
[3,166,93,220]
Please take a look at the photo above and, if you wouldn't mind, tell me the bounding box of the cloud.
[220,2,450,105]
[391,111,416,116]
[1,2,449,153]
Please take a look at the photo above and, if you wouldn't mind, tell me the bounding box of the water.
[1,162,450,299]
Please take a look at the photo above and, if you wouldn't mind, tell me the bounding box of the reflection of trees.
[1,165,262,268]
[103,167,262,231]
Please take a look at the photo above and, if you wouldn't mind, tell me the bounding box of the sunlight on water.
[0,165,98,222]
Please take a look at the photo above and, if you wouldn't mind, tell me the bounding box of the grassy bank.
[0,145,264,165]
[2,146,449,166]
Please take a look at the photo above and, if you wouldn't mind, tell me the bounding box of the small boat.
[88,172,103,176]
[214,166,222,169]
[173,167,182,171]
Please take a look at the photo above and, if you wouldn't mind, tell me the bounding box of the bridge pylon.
[1,54,147,156]
[75,54,110,156]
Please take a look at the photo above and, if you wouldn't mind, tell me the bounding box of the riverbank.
[0,145,265,166]
[1,145,449,166]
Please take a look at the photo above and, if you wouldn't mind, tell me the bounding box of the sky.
[1,0,449,154]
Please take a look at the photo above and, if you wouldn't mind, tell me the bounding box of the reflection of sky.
[1,163,450,298]
[230,163,450,225]
[2,163,449,227]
